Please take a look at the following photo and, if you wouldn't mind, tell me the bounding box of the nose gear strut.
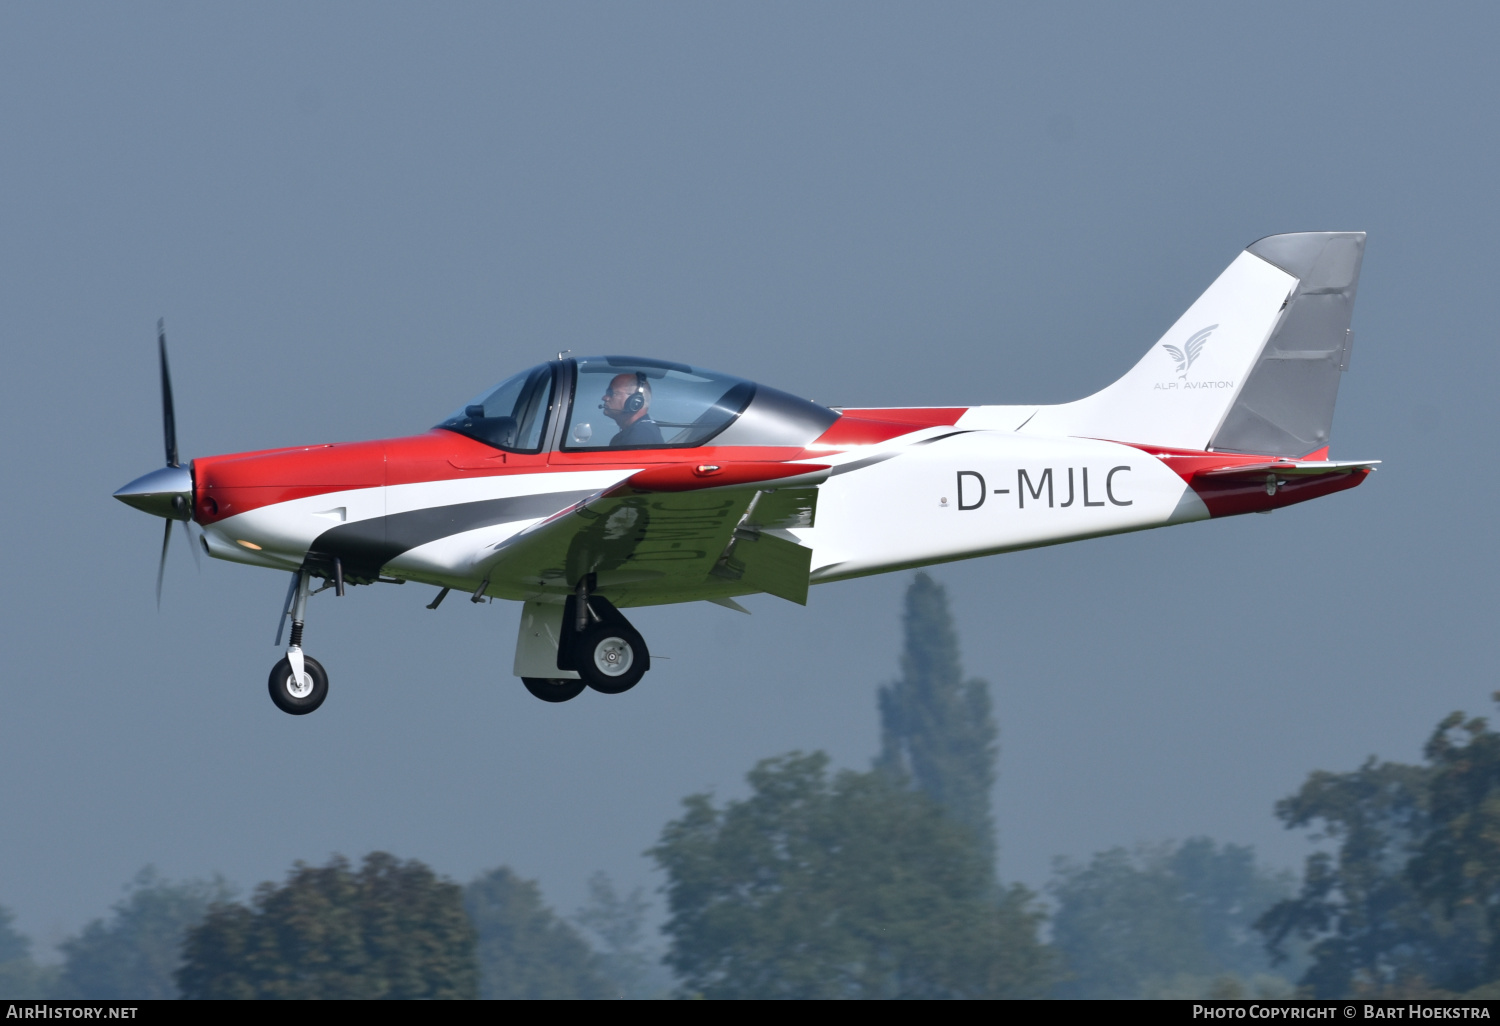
[268,569,329,715]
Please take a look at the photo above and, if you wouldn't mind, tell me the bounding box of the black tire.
[522,677,587,703]
[268,654,329,715]
[575,622,649,695]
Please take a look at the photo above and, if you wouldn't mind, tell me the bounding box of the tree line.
[0,860,654,1000]
[4,573,1500,998]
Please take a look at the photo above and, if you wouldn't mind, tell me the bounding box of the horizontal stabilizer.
[1194,459,1379,480]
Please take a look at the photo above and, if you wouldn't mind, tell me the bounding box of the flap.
[710,530,812,605]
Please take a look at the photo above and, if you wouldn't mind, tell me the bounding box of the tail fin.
[1022,232,1364,455]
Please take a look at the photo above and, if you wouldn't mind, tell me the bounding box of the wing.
[476,461,830,607]
[1160,344,1185,364]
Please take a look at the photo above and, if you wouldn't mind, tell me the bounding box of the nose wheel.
[269,654,329,714]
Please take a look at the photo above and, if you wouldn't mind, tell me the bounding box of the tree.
[0,906,26,965]
[1409,697,1500,983]
[59,868,231,999]
[465,867,611,1000]
[0,905,58,999]
[1049,839,1297,998]
[876,572,998,868]
[1256,757,1489,996]
[573,872,659,999]
[178,853,476,999]
[1255,700,1500,997]
[651,751,1054,999]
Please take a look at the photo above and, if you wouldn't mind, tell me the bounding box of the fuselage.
[189,401,1367,606]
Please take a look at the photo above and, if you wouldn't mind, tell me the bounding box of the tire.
[575,622,649,695]
[268,654,329,715]
[522,677,587,703]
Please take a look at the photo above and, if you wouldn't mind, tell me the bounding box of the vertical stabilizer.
[1015,232,1364,454]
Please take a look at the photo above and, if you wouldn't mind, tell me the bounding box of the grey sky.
[1,2,1494,950]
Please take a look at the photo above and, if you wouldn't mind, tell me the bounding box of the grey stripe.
[829,430,973,477]
[307,489,595,582]
[912,430,972,445]
[830,452,899,476]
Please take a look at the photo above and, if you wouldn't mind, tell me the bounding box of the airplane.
[115,231,1377,714]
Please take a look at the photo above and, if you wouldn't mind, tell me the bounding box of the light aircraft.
[115,231,1376,714]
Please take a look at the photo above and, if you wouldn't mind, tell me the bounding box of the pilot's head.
[601,372,650,424]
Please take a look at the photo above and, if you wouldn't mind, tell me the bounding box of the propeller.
[115,320,198,608]
[159,319,178,469]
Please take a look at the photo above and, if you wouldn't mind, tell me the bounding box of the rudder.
[1210,232,1363,456]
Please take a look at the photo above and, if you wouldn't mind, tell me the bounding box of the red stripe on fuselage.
[803,409,969,448]
[192,429,858,525]
[193,440,387,525]
[1119,443,1272,484]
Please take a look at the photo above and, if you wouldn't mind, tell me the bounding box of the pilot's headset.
[625,372,649,415]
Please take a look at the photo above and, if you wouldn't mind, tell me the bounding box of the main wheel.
[522,677,587,703]
[268,655,329,715]
[575,622,649,695]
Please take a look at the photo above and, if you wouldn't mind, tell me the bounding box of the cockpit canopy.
[437,356,838,453]
[438,362,555,452]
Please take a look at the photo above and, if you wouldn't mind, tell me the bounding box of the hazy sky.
[2,2,1496,952]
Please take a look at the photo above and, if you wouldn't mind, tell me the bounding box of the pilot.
[601,372,664,447]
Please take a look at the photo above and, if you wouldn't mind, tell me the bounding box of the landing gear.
[270,570,330,715]
[522,677,588,703]
[574,621,648,695]
[561,580,650,696]
[269,653,329,714]
[512,581,652,702]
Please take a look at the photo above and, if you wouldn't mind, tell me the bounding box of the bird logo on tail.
[1161,325,1216,380]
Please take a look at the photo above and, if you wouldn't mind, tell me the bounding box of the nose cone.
[114,465,192,520]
